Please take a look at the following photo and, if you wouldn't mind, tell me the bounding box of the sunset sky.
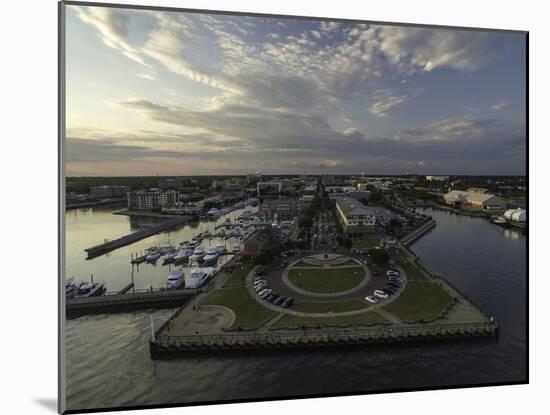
[65,5,526,176]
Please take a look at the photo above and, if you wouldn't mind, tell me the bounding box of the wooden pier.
[84,216,189,259]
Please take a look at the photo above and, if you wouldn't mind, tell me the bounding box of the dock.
[84,216,189,259]
[66,289,196,318]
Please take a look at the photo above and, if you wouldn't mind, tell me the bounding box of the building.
[329,191,371,203]
[335,197,376,238]
[257,181,282,198]
[426,175,450,182]
[504,208,527,222]
[444,190,504,210]
[127,188,180,210]
[357,183,369,191]
[242,229,270,255]
[467,187,488,194]
[89,185,129,200]
[259,198,303,220]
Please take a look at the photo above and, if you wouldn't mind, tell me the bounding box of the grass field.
[292,299,371,313]
[273,311,387,328]
[222,262,255,287]
[201,287,275,329]
[288,266,365,293]
[397,259,430,281]
[384,282,453,322]
[353,238,381,249]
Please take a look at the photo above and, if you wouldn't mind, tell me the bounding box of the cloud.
[491,101,511,111]
[137,73,156,81]
[370,94,408,117]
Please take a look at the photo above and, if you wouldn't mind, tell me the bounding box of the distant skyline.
[65,5,526,176]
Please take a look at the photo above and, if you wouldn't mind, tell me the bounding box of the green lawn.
[273,311,387,328]
[222,262,255,287]
[288,267,364,293]
[384,282,453,322]
[201,287,275,329]
[397,259,430,281]
[292,299,371,313]
[353,238,381,249]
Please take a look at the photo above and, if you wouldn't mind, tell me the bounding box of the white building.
[127,189,180,210]
[503,208,527,222]
[335,197,376,238]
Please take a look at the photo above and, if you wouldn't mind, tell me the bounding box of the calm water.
[65,207,527,411]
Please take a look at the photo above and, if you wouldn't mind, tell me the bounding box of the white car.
[365,296,378,304]
[258,288,271,297]
[374,290,389,299]
[387,270,400,276]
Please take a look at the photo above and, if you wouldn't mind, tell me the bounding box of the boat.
[203,248,220,264]
[187,266,215,288]
[173,247,193,264]
[65,278,80,299]
[162,250,177,265]
[207,208,221,218]
[76,282,106,298]
[164,268,185,289]
[232,244,240,254]
[492,216,508,224]
[224,218,231,227]
[159,245,174,254]
[220,207,230,215]
[188,240,199,248]
[145,250,161,262]
[189,245,206,262]
[216,244,226,254]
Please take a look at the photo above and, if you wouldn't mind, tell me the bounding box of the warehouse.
[444,190,505,210]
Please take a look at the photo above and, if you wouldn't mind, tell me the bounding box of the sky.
[64,5,526,176]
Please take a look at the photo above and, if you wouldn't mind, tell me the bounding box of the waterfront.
[65,206,526,411]
[66,203,255,292]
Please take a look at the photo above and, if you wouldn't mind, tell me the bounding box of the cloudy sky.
[65,5,526,176]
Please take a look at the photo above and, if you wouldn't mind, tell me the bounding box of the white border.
[1,0,543,414]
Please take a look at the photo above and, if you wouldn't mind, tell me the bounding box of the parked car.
[260,289,273,299]
[282,297,294,308]
[258,288,271,297]
[255,284,268,293]
[274,296,286,306]
[254,281,267,289]
[254,278,267,284]
[268,293,280,302]
[374,290,389,300]
[365,296,378,304]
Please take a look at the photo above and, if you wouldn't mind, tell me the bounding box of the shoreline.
[113,209,182,219]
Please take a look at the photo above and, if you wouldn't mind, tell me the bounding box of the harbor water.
[65,206,527,411]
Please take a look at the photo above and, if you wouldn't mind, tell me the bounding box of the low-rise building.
[335,197,376,238]
[127,188,180,210]
[426,175,450,182]
[89,185,129,200]
[257,181,282,198]
[503,208,527,222]
[259,198,303,220]
[444,190,504,210]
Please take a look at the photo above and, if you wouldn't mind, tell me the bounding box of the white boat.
[216,244,226,254]
[188,240,199,248]
[65,278,80,299]
[162,250,177,264]
[203,248,220,264]
[173,247,193,263]
[164,268,185,289]
[145,250,161,262]
[232,244,240,254]
[179,240,190,248]
[187,266,215,288]
[189,245,206,262]
[76,282,105,298]
[207,208,221,218]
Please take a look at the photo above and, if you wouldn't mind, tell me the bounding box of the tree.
[370,248,389,266]
[342,238,353,249]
